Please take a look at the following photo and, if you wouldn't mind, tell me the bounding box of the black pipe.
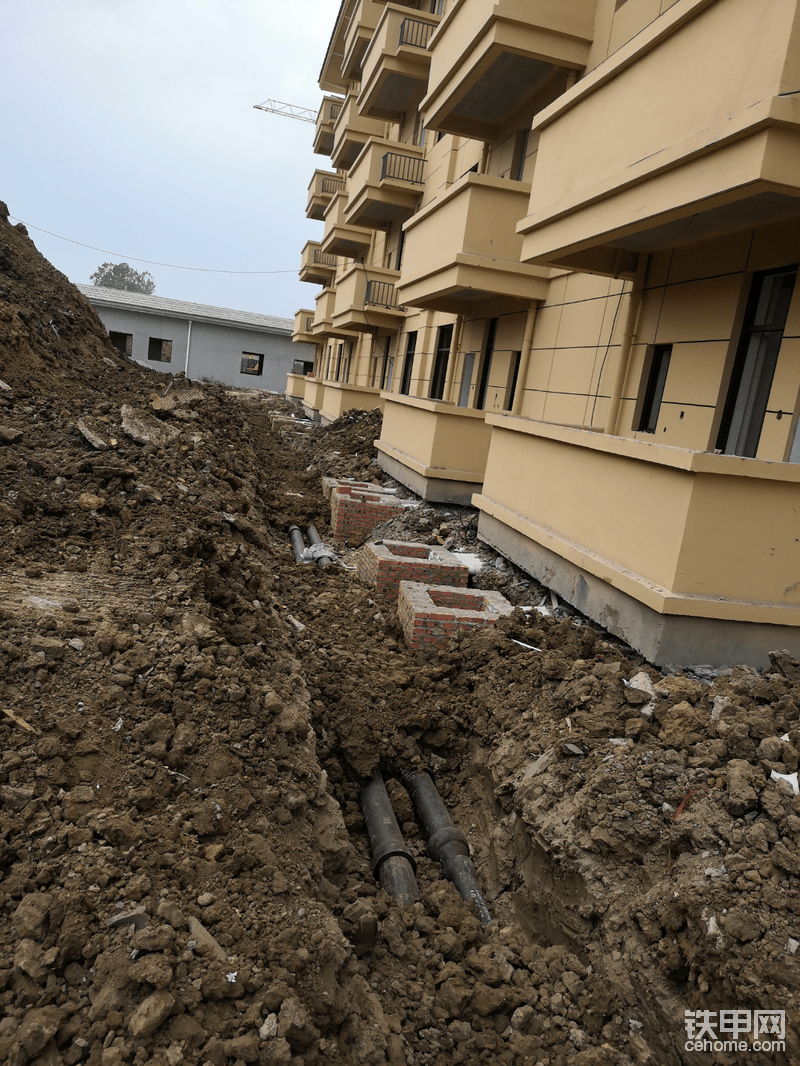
[306,524,335,570]
[360,773,418,905]
[288,525,305,563]
[403,768,492,924]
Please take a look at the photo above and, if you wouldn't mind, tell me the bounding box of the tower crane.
[253,99,316,124]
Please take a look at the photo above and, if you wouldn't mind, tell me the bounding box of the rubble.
[1,208,798,1064]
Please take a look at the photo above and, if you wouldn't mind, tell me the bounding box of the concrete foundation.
[377,449,482,507]
[357,540,469,599]
[398,580,514,650]
[477,511,800,670]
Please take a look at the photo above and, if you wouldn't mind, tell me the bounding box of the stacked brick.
[357,540,469,598]
[330,486,405,540]
[321,477,376,500]
[398,581,514,650]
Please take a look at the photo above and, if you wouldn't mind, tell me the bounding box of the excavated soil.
[1,203,799,1066]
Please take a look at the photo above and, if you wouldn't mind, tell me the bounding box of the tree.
[90,261,155,294]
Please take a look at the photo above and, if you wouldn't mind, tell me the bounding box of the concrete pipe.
[404,768,492,924]
[306,524,335,570]
[360,772,419,905]
[288,525,305,563]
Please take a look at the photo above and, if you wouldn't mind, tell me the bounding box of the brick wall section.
[398,580,514,650]
[321,477,377,501]
[357,541,469,599]
[330,488,405,540]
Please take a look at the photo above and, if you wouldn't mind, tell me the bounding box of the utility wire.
[8,217,297,274]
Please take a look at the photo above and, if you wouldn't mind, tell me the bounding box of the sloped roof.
[76,285,293,334]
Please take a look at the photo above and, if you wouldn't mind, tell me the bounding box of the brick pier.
[397,581,514,650]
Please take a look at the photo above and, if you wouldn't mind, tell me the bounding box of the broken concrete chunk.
[187,915,228,962]
[106,907,149,930]
[76,419,109,450]
[121,404,180,446]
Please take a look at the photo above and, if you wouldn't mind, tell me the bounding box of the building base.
[377,450,482,506]
[477,511,800,670]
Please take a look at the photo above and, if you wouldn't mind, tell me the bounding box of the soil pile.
[1,209,798,1066]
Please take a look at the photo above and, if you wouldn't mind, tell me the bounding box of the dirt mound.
[1,209,798,1065]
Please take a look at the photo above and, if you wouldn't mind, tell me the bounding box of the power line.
[8,217,297,274]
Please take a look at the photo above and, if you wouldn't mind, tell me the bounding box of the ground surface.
[1,204,799,1066]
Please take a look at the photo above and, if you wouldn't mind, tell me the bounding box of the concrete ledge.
[477,510,800,669]
[377,448,482,506]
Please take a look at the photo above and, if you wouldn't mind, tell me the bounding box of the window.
[396,228,406,272]
[458,352,475,407]
[292,359,314,375]
[430,324,453,400]
[505,351,521,411]
[109,331,132,357]
[476,318,498,409]
[148,337,172,363]
[511,130,529,182]
[400,331,417,395]
[240,352,264,376]
[637,344,672,433]
[716,266,798,457]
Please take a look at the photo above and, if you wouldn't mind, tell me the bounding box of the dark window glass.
[109,331,132,357]
[147,337,172,363]
[430,324,453,400]
[477,318,498,410]
[400,331,417,395]
[638,344,672,433]
[716,266,797,457]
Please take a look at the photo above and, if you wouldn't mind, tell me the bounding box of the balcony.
[396,172,550,313]
[359,5,441,120]
[517,0,800,274]
[306,170,347,220]
[341,0,384,82]
[299,241,338,286]
[313,96,344,157]
[320,191,374,259]
[421,0,595,140]
[330,264,406,333]
[345,138,425,227]
[474,415,800,666]
[330,93,387,171]
[292,309,317,345]
[376,395,493,505]
[311,286,360,341]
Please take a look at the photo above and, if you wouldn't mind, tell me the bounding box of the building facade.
[291,0,800,667]
[79,286,311,393]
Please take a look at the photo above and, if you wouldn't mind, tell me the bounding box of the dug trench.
[1,204,799,1066]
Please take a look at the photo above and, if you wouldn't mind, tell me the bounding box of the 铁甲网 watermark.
[684,1010,785,1053]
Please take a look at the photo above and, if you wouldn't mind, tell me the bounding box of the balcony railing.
[321,176,345,195]
[399,17,435,50]
[329,101,342,122]
[313,249,338,267]
[365,280,403,309]
[305,316,314,331]
[381,152,425,184]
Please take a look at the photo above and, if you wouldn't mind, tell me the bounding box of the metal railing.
[399,17,435,49]
[321,176,345,195]
[381,151,425,184]
[365,280,403,310]
[312,248,338,267]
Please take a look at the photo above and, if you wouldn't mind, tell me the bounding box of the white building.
[78,285,313,392]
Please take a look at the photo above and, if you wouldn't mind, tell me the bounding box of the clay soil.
[1,204,799,1066]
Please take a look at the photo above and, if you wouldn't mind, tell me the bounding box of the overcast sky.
[1,0,336,320]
